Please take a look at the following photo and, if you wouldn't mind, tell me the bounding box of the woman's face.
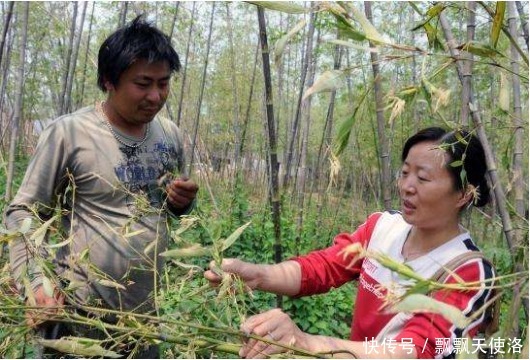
[398,141,466,230]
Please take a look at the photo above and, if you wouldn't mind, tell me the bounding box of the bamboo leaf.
[303,70,347,100]
[388,97,406,125]
[344,3,385,44]
[333,113,357,157]
[160,244,212,259]
[457,41,504,58]
[171,260,204,271]
[37,337,121,358]
[98,279,126,291]
[327,4,366,41]
[123,229,147,238]
[173,216,200,236]
[423,22,445,50]
[420,78,434,111]
[30,215,59,247]
[408,2,445,50]
[411,3,446,31]
[388,294,469,328]
[23,276,36,306]
[79,248,89,261]
[490,2,506,48]
[222,222,251,252]
[426,2,446,18]
[333,86,371,156]
[42,276,54,298]
[325,39,378,52]
[19,217,33,235]
[45,235,74,249]
[144,239,158,256]
[397,86,419,99]
[403,280,433,296]
[247,1,307,14]
[274,19,306,64]
[499,72,510,112]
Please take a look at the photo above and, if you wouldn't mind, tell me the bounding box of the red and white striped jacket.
[294,211,495,359]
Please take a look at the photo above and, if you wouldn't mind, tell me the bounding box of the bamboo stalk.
[257,5,283,308]
[439,8,529,321]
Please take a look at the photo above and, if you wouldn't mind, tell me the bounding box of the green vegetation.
[1,1,528,358]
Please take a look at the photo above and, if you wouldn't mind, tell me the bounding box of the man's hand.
[26,285,65,328]
[166,177,198,210]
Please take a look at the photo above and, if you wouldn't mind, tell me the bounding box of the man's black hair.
[402,126,490,207]
[97,15,180,92]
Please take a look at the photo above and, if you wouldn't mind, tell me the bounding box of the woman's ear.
[457,184,476,209]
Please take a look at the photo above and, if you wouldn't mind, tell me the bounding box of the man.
[5,15,198,357]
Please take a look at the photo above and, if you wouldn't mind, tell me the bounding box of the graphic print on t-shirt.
[113,142,179,213]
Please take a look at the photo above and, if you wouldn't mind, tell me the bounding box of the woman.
[205,127,495,359]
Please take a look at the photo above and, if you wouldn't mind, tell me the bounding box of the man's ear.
[103,79,114,92]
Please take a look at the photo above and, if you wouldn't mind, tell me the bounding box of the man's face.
[106,59,171,127]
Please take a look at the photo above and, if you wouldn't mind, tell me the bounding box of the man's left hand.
[166,177,198,210]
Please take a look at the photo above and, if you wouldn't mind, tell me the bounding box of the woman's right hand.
[204,258,263,290]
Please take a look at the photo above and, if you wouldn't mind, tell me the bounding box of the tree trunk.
[188,2,215,175]
[515,1,529,50]
[295,14,318,200]
[5,1,29,202]
[508,3,525,225]
[168,2,180,40]
[0,1,14,71]
[231,40,260,223]
[507,5,526,333]
[64,1,87,114]
[439,9,528,321]
[274,13,285,145]
[119,1,128,28]
[77,2,95,109]
[0,1,14,150]
[176,2,196,127]
[283,11,315,188]
[312,31,342,206]
[365,2,392,210]
[58,2,77,116]
[162,2,180,124]
[460,2,476,126]
[226,2,241,170]
[239,42,259,164]
[257,5,282,308]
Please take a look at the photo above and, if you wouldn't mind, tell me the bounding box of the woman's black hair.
[401,127,490,207]
[97,15,180,92]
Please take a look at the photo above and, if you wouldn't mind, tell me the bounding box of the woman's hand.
[204,259,302,297]
[239,308,311,358]
[204,258,263,290]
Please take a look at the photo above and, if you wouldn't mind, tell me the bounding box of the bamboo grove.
[0,1,528,358]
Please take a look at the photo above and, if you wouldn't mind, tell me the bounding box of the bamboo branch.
[438,9,529,320]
